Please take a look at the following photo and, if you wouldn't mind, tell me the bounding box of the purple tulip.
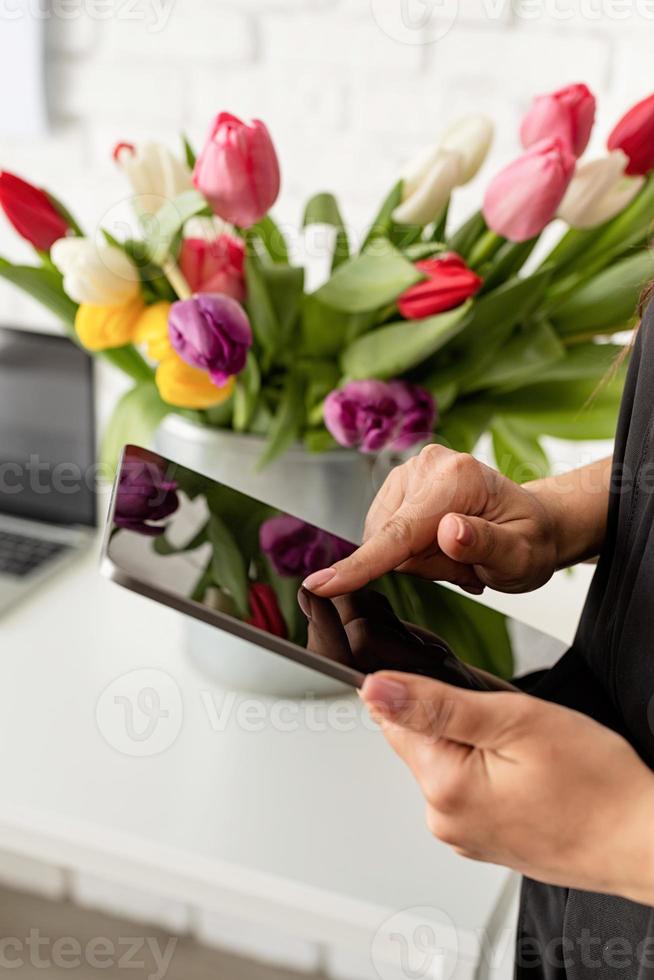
[260,515,355,579]
[323,380,436,455]
[168,293,253,386]
[115,457,179,537]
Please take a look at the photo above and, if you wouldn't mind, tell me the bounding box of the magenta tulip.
[168,293,252,386]
[608,93,654,176]
[260,516,354,579]
[520,83,596,158]
[324,380,436,455]
[483,138,576,243]
[193,112,281,228]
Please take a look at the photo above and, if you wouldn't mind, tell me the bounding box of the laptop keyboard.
[0,530,70,578]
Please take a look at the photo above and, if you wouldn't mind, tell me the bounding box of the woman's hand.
[303,445,560,597]
[360,671,654,905]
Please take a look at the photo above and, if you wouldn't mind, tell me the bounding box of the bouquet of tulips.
[1,86,654,477]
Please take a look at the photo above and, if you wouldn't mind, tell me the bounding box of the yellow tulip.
[134,301,173,361]
[156,352,235,409]
[75,296,144,351]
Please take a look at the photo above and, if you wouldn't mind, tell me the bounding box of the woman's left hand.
[361,671,654,905]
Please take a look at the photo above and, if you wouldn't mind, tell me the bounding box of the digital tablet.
[101,446,535,691]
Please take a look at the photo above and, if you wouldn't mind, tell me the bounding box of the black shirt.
[516,302,654,979]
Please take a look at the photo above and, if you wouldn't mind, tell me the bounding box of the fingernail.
[361,675,408,713]
[454,516,474,547]
[303,567,336,591]
[297,587,312,621]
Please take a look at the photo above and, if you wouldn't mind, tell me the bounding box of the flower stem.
[162,258,192,300]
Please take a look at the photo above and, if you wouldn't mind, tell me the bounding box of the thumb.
[438,513,518,573]
[360,671,518,749]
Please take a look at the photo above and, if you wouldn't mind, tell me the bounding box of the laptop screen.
[0,327,96,528]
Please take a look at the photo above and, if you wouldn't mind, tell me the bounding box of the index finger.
[303,512,416,596]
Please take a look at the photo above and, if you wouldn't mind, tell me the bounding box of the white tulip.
[439,113,494,184]
[558,150,645,230]
[51,237,141,306]
[393,149,463,226]
[115,141,193,216]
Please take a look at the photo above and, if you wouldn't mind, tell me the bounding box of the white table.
[0,534,592,980]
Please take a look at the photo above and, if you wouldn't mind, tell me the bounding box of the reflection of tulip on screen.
[259,515,355,579]
[114,456,179,537]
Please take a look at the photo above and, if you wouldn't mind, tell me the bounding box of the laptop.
[0,326,96,615]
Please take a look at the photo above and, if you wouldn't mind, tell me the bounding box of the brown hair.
[640,280,654,318]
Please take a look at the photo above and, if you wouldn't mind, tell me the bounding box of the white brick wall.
[0,1,650,323]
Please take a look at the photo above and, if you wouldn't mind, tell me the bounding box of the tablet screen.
[105,446,562,686]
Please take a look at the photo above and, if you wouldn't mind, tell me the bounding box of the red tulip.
[193,112,281,228]
[520,83,596,158]
[247,583,287,639]
[608,93,654,176]
[397,252,483,320]
[0,171,69,251]
[179,234,245,302]
[483,138,576,243]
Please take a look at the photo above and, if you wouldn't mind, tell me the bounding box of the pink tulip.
[483,138,576,243]
[520,83,596,158]
[193,112,281,228]
[179,234,246,302]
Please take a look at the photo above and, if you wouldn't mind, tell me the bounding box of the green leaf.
[233,352,261,432]
[154,521,209,555]
[491,417,549,483]
[257,373,305,469]
[303,192,350,270]
[260,263,305,346]
[101,346,155,384]
[0,259,78,328]
[181,134,197,169]
[550,251,654,337]
[446,210,487,260]
[436,400,494,454]
[341,301,471,380]
[480,238,538,293]
[361,180,403,251]
[144,190,210,265]
[403,241,446,262]
[251,215,289,264]
[244,252,281,362]
[518,342,624,386]
[207,514,249,617]
[463,319,565,394]
[304,429,339,453]
[99,383,169,478]
[315,242,422,314]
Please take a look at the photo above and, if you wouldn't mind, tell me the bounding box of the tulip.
[483,138,576,243]
[397,252,483,320]
[246,583,287,638]
[520,83,596,158]
[51,237,141,305]
[179,234,245,301]
[608,93,654,176]
[193,112,281,228]
[438,114,494,184]
[392,149,462,227]
[324,380,436,455]
[558,150,645,230]
[0,171,69,251]
[155,352,235,409]
[75,296,144,351]
[259,515,355,580]
[133,301,173,361]
[168,293,252,386]
[113,141,193,214]
[114,454,179,537]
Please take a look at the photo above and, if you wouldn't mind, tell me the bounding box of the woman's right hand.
[303,444,561,598]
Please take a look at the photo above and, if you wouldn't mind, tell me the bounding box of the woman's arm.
[304,446,613,599]
[360,670,654,906]
[526,455,612,569]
